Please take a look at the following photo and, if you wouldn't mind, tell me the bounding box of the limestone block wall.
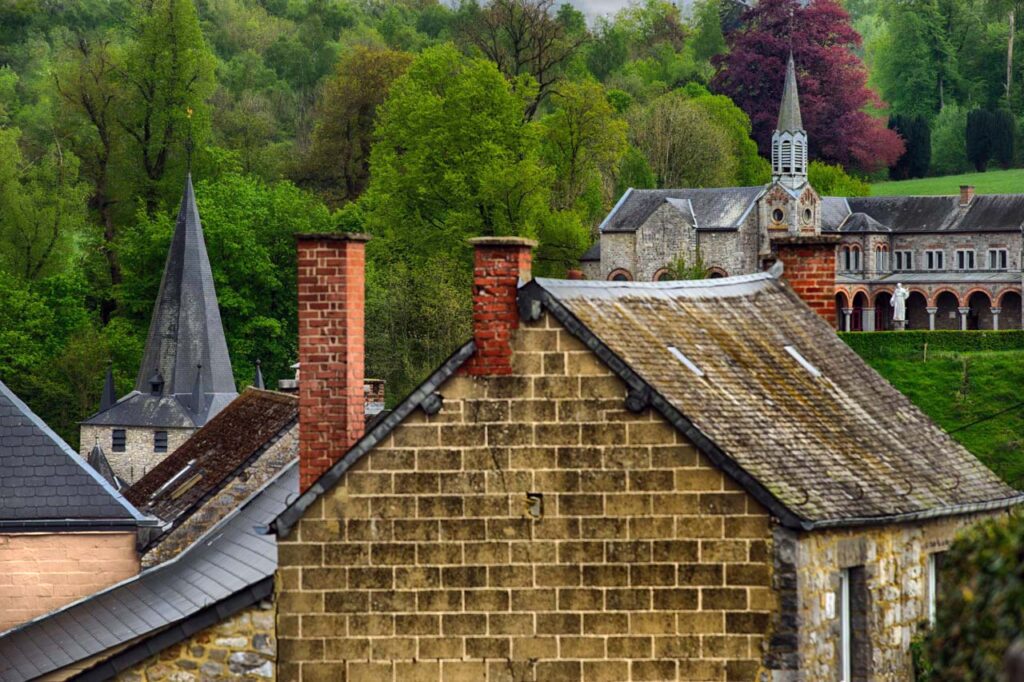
[276,311,778,682]
[0,532,139,632]
[789,511,1005,681]
[79,425,194,484]
[115,603,276,681]
[635,204,694,281]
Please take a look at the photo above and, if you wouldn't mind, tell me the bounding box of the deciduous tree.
[712,0,904,172]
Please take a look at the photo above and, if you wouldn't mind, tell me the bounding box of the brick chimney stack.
[296,232,370,493]
[960,185,975,207]
[464,236,537,376]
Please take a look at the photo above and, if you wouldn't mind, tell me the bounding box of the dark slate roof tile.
[601,187,764,233]
[0,379,145,526]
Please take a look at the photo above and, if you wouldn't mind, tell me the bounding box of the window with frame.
[988,248,1009,270]
[112,429,126,452]
[851,247,861,272]
[925,250,945,271]
[956,249,976,270]
[928,552,946,624]
[839,566,870,681]
[894,250,913,271]
[154,430,168,453]
[874,247,888,272]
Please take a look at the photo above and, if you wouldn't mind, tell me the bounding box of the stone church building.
[582,55,1024,332]
[79,174,239,484]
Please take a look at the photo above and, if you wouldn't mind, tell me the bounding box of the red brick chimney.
[463,236,537,376]
[296,232,370,492]
[771,235,840,329]
[959,185,975,207]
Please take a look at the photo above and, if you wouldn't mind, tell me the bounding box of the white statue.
[891,283,909,323]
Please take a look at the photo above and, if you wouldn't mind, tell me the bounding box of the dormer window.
[149,370,165,396]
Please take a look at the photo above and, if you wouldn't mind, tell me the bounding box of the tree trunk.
[1008,9,1015,106]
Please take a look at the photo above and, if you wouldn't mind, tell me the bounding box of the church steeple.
[133,173,236,423]
[772,54,808,189]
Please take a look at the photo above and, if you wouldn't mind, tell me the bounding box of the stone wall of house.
[635,204,695,281]
[276,311,779,682]
[788,511,1006,681]
[79,424,194,485]
[115,602,276,681]
[0,531,139,631]
[598,231,638,280]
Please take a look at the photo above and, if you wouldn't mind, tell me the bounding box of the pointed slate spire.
[100,361,117,412]
[191,363,207,417]
[777,53,803,133]
[133,173,236,421]
[254,359,265,390]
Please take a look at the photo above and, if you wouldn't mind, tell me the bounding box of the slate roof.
[822,194,1024,233]
[581,242,601,262]
[840,212,890,233]
[0,379,145,530]
[600,187,764,233]
[777,53,803,132]
[86,444,124,491]
[0,462,294,682]
[273,271,1022,536]
[529,274,1020,526]
[84,174,237,428]
[126,389,298,561]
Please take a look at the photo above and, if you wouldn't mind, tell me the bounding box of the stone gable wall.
[0,531,139,631]
[114,603,276,681]
[79,424,194,485]
[276,312,777,682]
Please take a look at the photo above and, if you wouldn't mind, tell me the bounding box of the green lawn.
[853,347,1024,486]
[870,167,1024,196]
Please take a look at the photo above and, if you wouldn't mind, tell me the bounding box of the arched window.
[794,140,805,174]
[840,246,851,271]
[875,246,888,272]
[608,269,632,282]
[781,140,792,174]
[850,246,861,272]
[654,269,671,282]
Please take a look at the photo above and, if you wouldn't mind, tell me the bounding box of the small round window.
[772,208,784,222]
[803,208,812,222]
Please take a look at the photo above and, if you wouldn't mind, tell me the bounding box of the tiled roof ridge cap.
[0,459,296,640]
[0,378,147,524]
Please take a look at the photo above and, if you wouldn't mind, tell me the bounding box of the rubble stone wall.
[116,603,276,681]
[79,425,194,484]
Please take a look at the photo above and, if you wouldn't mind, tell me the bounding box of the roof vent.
[150,459,197,500]
[667,346,705,377]
[784,345,821,378]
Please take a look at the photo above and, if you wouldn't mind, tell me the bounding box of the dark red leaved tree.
[711,0,903,173]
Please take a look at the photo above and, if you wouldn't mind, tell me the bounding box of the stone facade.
[836,230,1024,331]
[115,603,276,681]
[0,531,139,631]
[276,310,780,682]
[79,424,194,484]
[779,512,1004,681]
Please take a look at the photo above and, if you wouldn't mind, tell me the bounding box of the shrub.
[925,511,1024,680]
[889,114,931,180]
[838,330,1024,361]
[808,161,870,197]
[966,108,995,172]
[991,109,1016,170]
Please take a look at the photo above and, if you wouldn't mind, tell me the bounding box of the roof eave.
[803,493,1024,531]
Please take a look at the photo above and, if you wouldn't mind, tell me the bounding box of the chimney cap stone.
[468,236,538,248]
[295,232,371,243]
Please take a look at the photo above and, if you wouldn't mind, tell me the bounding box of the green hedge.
[838,330,1024,360]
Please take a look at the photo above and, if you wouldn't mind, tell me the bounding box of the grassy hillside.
[870,168,1024,196]
[842,332,1024,486]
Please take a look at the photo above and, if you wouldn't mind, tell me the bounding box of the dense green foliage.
[922,511,1024,679]
[889,115,932,180]
[844,331,1024,484]
[0,0,1021,446]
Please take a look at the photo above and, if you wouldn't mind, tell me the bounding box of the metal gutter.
[0,517,159,531]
